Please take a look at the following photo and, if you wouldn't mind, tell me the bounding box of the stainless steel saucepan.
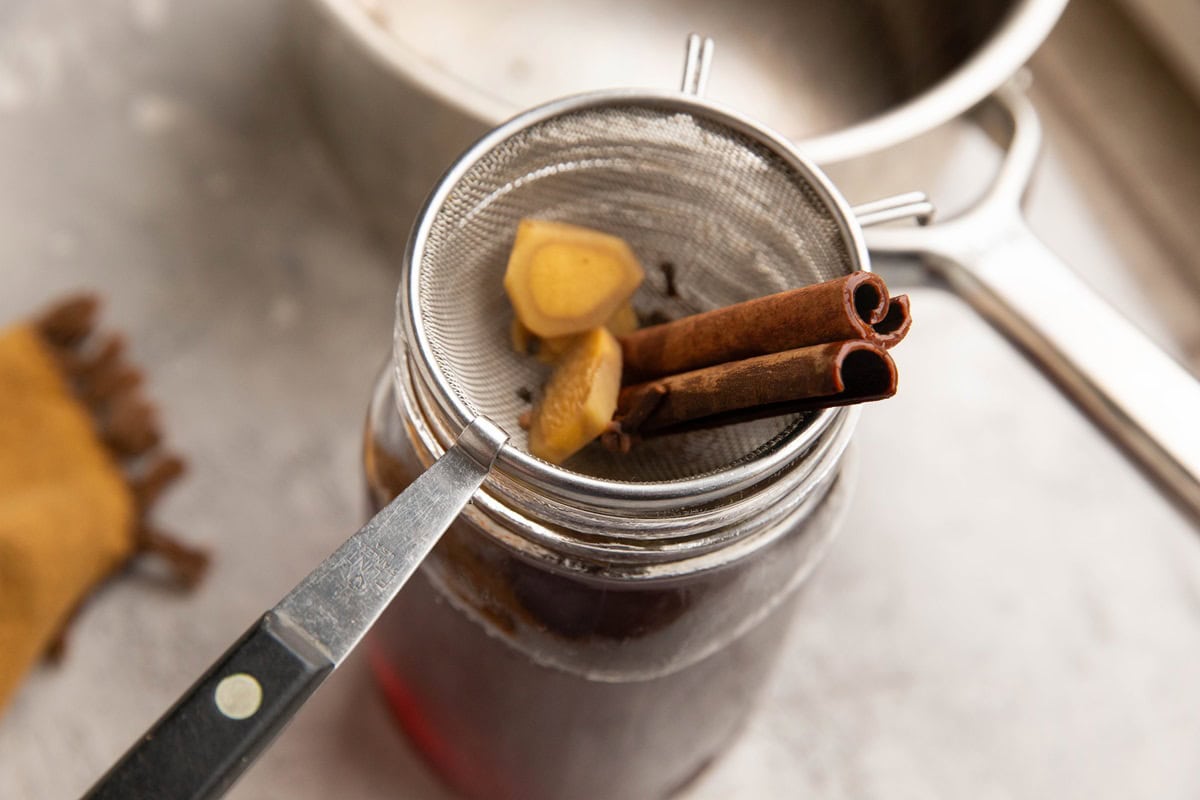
[292,0,1066,240]
[293,0,1200,517]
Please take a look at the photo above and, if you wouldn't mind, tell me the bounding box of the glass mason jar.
[362,345,858,799]
[359,83,875,799]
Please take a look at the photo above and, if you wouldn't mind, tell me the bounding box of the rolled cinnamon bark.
[619,273,910,382]
[614,340,897,438]
[873,294,912,348]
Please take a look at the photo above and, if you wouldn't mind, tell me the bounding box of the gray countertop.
[2,1,1199,798]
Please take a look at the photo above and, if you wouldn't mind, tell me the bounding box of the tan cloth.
[0,298,206,714]
[0,325,135,709]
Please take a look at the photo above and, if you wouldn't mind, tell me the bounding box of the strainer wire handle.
[84,417,507,800]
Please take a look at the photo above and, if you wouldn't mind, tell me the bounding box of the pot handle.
[866,82,1200,520]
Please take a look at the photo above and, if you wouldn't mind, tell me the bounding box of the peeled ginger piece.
[528,327,622,464]
[604,302,639,337]
[515,301,640,364]
[504,219,645,339]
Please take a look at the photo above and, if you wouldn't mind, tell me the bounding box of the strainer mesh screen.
[416,102,855,482]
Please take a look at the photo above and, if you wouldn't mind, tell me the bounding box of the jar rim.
[391,349,858,570]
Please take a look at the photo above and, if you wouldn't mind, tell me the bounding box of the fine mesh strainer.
[397,38,910,508]
[84,37,932,799]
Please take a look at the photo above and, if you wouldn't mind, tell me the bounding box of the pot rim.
[307,0,1067,162]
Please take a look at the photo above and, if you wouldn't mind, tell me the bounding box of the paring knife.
[84,418,507,800]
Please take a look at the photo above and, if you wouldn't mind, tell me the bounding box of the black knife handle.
[84,613,333,800]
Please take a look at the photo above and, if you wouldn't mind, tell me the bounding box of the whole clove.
[659,261,679,298]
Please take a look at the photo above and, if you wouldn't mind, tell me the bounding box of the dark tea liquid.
[368,563,798,800]
[361,359,846,800]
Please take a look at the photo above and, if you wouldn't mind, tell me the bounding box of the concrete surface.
[1,1,1199,798]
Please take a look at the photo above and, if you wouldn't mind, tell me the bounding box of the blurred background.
[1,0,1199,797]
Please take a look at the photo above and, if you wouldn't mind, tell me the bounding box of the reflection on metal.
[852,192,936,228]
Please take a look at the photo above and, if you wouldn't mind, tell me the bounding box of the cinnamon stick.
[872,294,911,348]
[619,273,910,382]
[613,340,897,438]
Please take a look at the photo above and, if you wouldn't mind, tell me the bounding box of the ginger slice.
[604,301,639,337]
[534,332,577,364]
[510,318,534,355]
[528,327,622,464]
[523,302,640,364]
[504,219,645,339]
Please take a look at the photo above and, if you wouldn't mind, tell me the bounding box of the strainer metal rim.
[398,87,870,503]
